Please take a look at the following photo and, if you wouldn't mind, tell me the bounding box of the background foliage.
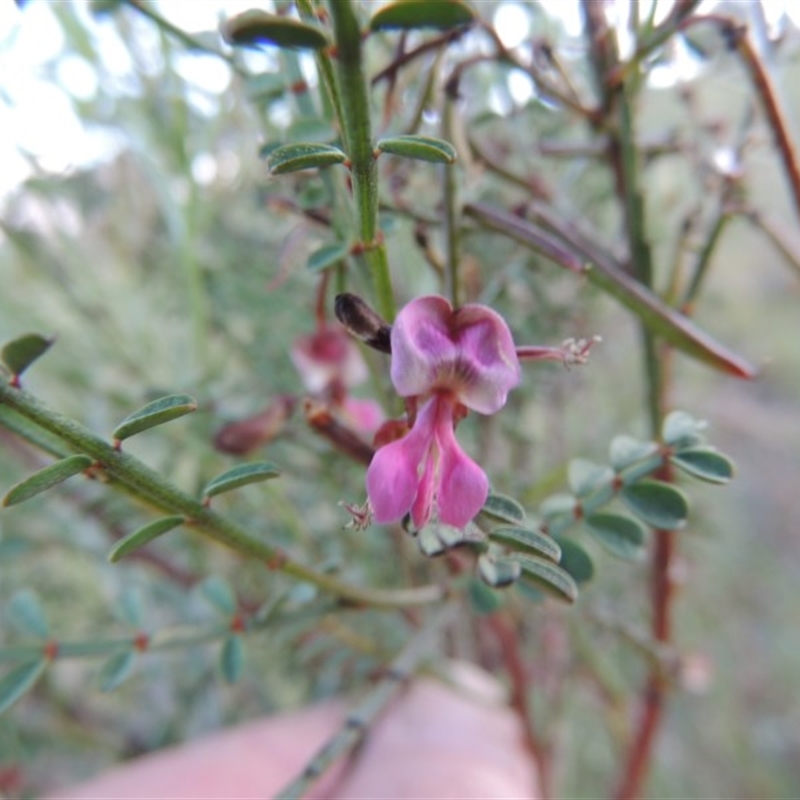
[1,1,800,797]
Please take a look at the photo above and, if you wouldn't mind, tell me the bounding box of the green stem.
[328,0,395,321]
[681,213,730,313]
[295,0,345,129]
[442,91,460,306]
[0,382,443,610]
[0,602,339,665]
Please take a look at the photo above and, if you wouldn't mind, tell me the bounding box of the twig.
[486,612,553,799]
[329,0,396,322]
[275,603,457,800]
[0,381,443,610]
[371,28,470,86]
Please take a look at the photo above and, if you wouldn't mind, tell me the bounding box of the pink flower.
[366,296,521,530]
[290,324,367,394]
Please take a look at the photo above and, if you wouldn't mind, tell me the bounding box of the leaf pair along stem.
[0,381,443,611]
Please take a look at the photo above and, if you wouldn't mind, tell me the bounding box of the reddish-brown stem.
[371,27,470,85]
[315,269,331,330]
[614,460,676,800]
[486,612,552,800]
[682,15,800,223]
[303,399,375,465]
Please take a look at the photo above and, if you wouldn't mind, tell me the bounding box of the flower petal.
[365,398,435,524]
[390,296,458,397]
[435,409,489,528]
[341,397,385,435]
[410,451,436,530]
[451,305,521,414]
[291,326,367,393]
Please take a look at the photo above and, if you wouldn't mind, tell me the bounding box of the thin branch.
[0,381,444,610]
[276,603,458,800]
[683,15,800,224]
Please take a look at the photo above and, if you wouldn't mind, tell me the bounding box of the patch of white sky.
[1,0,799,201]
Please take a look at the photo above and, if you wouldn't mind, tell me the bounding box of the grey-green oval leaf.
[0,660,47,715]
[1,333,53,379]
[223,10,329,50]
[6,590,49,638]
[266,142,346,174]
[108,516,185,563]
[540,493,576,523]
[203,461,281,499]
[552,536,595,584]
[98,650,136,693]
[512,554,578,604]
[477,554,521,588]
[307,242,350,273]
[479,492,525,525]
[621,480,689,530]
[200,576,237,616]
[584,512,647,561]
[370,0,475,31]
[568,458,614,497]
[2,454,92,507]
[376,135,457,164]
[113,394,197,442]
[488,525,561,562]
[417,525,447,557]
[221,635,245,684]
[670,447,734,484]
[609,435,659,471]
[662,410,707,448]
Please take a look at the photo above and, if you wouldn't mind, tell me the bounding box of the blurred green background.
[1,1,799,797]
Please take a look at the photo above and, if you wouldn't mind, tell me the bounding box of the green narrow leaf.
[375,135,457,164]
[112,394,197,442]
[552,536,595,584]
[6,590,49,638]
[266,143,347,174]
[621,480,689,530]
[89,0,123,15]
[1,333,54,379]
[464,202,758,379]
[584,512,647,561]
[98,650,136,692]
[479,492,526,525]
[200,576,237,616]
[108,516,185,563]
[223,10,329,50]
[488,525,561,562]
[0,660,47,715]
[662,410,707,448]
[609,435,659,471]
[477,554,521,588]
[512,554,578,604]
[567,459,614,497]
[2,454,92,507]
[670,447,734,484]
[307,242,350,273]
[370,0,475,31]
[202,462,281,499]
[220,635,245,684]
